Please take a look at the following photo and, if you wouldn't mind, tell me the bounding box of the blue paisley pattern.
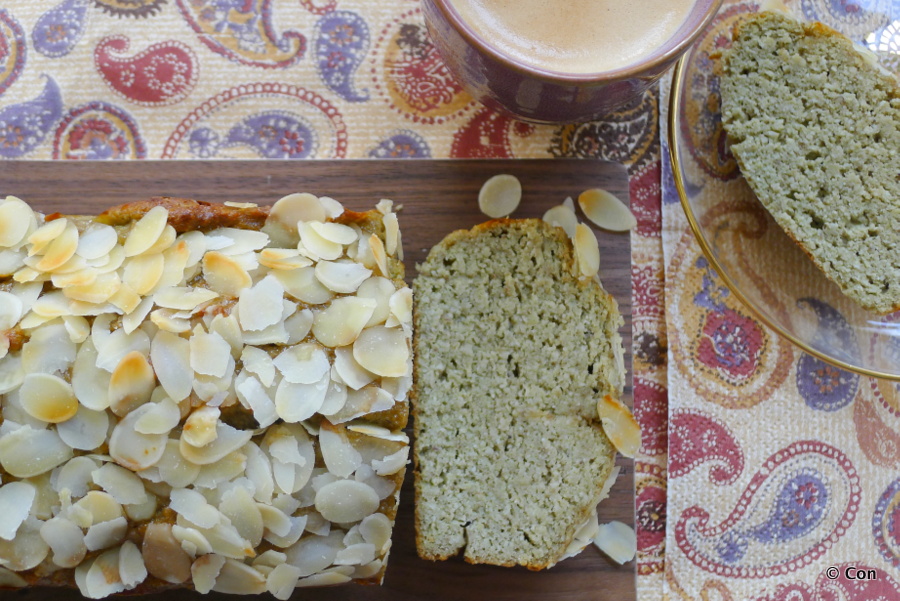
[368,129,430,158]
[32,0,90,58]
[796,298,860,411]
[314,10,370,102]
[0,76,63,159]
[224,110,318,159]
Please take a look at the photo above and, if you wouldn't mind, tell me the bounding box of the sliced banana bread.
[721,11,900,314]
[412,219,625,569]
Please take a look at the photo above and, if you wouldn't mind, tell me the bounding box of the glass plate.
[669,0,900,380]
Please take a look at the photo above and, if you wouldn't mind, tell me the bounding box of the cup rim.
[429,0,725,84]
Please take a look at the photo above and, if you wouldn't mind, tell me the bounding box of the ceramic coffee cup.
[422,0,723,123]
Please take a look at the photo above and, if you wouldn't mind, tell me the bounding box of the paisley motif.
[549,88,657,169]
[635,465,666,575]
[0,9,26,99]
[795,299,860,411]
[667,223,793,409]
[175,0,306,69]
[675,441,859,578]
[32,0,89,58]
[368,129,431,158]
[677,3,753,180]
[314,11,369,102]
[93,0,168,18]
[800,0,891,36]
[633,376,667,456]
[300,0,338,15]
[53,101,146,159]
[853,379,900,468]
[95,36,198,106]
[371,8,473,124]
[631,161,662,238]
[450,107,534,158]
[0,76,63,159]
[163,83,347,159]
[223,111,317,159]
[669,409,744,485]
[873,478,900,568]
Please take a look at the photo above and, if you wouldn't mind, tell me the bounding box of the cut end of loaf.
[412,220,624,569]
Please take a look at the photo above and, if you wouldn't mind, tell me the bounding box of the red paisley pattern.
[669,410,744,485]
[95,35,198,106]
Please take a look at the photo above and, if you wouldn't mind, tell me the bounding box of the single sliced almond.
[578,188,636,232]
[124,206,169,257]
[543,204,578,237]
[312,297,376,348]
[314,260,371,294]
[274,266,334,305]
[574,223,600,279]
[76,224,118,261]
[34,220,79,273]
[108,351,156,417]
[353,326,409,378]
[315,480,379,523]
[593,521,636,564]
[596,394,641,458]
[27,218,67,256]
[19,373,78,423]
[238,275,285,332]
[0,197,35,248]
[203,251,252,297]
[478,174,521,218]
[123,253,165,295]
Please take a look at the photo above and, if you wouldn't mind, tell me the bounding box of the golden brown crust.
[94,197,270,232]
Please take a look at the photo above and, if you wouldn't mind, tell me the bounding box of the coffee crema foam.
[448,0,697,74]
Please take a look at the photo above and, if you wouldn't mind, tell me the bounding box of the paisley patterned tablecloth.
[10,0,893,599]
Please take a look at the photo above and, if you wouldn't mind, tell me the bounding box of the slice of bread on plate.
[721,11,900,314]
[412,219,625,569]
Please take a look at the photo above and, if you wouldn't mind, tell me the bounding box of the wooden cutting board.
[0,159,635,601]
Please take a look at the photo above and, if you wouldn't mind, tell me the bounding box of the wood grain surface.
[0,159,635,601]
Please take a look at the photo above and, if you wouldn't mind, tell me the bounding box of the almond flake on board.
[577,188,636,232]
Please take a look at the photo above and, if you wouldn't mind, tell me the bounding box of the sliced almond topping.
[368,234,389,277]
[319,422,362,478]
[203,251,252,297]
[311,221,357,246]
[91,463,148,506]
[150,309,191,334]
[133,398,181,435]
[40,516,86,568]
[0,197,35,248]
[151,330,193,402]
[170,488,220,529]
[355,277,394,327]
[353,325,409,378]
[371,447,409,476]
[119,540,148,590]
[124,206,169,257]
[34,220,79,273]
[142,522,191,584]
[0,516,48,572]
[241,346,276,387]
[190,327,232,378]
[27,218,67,256]
[258,248,312,271]
[388,287,412,324]
[76,224,118,261]
[51,267,98,289]
[219,487,264,548]
[144,225,177,256]
[383,212,400,257]
[284,530,343,577]
[578,188,636,232]
[179,422,252,466]
[312,297,376,348]
[55,456,100,498]
[236,375,277,429]
[108,351,155,417]
[266,193,325,242]
[123,253,165,296]
[478,174,521,218]
[574,223,600,279]
[0,482,35,540]
[212,559,267,595]
[156,439,200,489]
[0,426,73,478]
[314,260,371,294]
[57,405,109,451]
[543,203,578,237]
[315,479,379,523]
[359,513,392,554]
[238,275,285,332]
[266,561,302,600]
[81,547,125,598]
[84,515,128,551]
[274,375,329,423]
[182,406,221,447]
[31,290,73,318]
[63,272,122,304]
[73,491,124,525]
[208,228,270,256]
[597,394,641,458]
[108,404,168,471]
[191,553,226,594]
[274,343,330,384]
[334,543,376,566]
[20,372,78,423]
[298,223,342,261]
[63,315,91,343]
[295,570,351,588]
[275,266,334,305]
[345,423,409,443]
[0,250,26,278]
[154,286,219,312]
[334,346,376,390]
[593,521,636,564]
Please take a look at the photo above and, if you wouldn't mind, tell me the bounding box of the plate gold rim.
[667,55,900,382]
